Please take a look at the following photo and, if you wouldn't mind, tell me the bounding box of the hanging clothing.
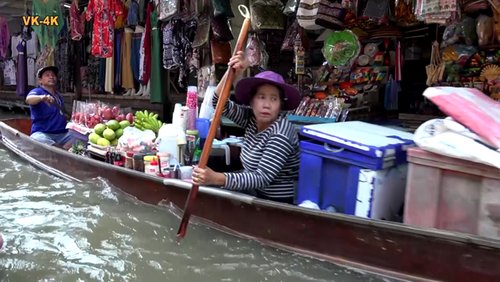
[10,28,38,86]
[11,33,39,59]
[179,19,197,88]
[137,0,146,24]
[161,19,197,88]
[32,0,64,48]
[27,57,36,86]
[69,0,85,41]
[16,41,28,96]
[82,56,101,92]
[3,59,16,85]
[114,29,123,89]
[150,8,164,103]
[85,0,121,58]
[131,31,142,83]
[162,20,181,70]
[127,0,139,26]
[140,2,153,85]
[105,57,114,92]
[121,29,134,89]
[99,58,106,92]
[139,27,145,84]
[56,37,72,92]
[114,0,128,29]
[0,16,9,59]
[36,45,55,73]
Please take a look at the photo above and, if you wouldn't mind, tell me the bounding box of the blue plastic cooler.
[297,121,414,219]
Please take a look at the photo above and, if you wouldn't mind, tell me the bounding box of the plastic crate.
[404,148,500,238]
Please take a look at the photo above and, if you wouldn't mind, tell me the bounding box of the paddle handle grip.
[197,20,251,168]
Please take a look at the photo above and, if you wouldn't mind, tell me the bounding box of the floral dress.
[85,0,124,58]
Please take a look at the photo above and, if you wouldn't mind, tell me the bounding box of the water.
[0,147,390,282]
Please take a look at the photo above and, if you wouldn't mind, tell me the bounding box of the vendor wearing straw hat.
[193,51,301,204]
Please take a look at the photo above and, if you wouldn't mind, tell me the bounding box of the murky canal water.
[0,146,391,281]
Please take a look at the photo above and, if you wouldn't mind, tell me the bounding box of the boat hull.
[1,118,500,282]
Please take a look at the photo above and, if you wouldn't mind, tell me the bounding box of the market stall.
[1,0,499,231]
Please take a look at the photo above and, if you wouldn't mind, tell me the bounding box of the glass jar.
[125,152,134,169]
[133,153,145,172]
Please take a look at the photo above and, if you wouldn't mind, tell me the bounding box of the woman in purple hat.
[192,51,301,204]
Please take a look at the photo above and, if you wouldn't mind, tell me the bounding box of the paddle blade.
[176,183,200,239]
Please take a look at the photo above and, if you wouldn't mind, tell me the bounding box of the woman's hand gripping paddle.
[176,5,252,240]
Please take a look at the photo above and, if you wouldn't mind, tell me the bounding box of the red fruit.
[116,114,125,122]
[112,106,121,116]
[102,108,113,120]
[126,113,134,123]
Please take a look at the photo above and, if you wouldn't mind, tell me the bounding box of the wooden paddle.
[177,5,252,240]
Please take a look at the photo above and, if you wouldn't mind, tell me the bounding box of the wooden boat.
[1,118,500,282]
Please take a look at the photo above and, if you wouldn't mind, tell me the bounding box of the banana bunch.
[133,110,163,133]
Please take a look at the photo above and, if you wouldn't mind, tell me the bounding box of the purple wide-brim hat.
[235,71,301,111]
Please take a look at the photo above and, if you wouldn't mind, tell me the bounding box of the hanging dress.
[140,2,153,85]
[16,40,28,97]
[32,0,64,48]
[150,8,164,103]
[85,0,121,58]
[121,28,134,89]
[69,0,84,41]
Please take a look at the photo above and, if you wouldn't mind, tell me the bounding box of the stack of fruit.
[133,110,163,134]
[89,119,131,147]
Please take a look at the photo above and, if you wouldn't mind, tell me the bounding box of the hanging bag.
[211,16,234,42]
[281,20,301,51]
[297,0,322,30]
[315,0,346,30]
[211,0,234,18]
[192,9,211,47]
[425,41,445,86]
[250,0,285,30]
[210,40,231,64]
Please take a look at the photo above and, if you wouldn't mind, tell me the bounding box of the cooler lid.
[300,121,414,158]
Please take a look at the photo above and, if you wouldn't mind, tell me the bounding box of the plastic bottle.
[172,103,188,131]
[196,118,210,149]
[186,86,198,130]
[158,133,177,159]
[172,103,182,128]
[145,157,159,176]
[157,152,171,174]
[184,130,198,166]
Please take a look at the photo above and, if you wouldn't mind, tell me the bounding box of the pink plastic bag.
[423,87,500,149]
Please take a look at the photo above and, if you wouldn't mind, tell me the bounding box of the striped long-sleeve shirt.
[213,94,300,202]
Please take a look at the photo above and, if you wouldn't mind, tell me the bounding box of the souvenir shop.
[0,0,498,123]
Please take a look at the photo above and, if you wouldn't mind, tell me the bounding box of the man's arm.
[25,93,54,105]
